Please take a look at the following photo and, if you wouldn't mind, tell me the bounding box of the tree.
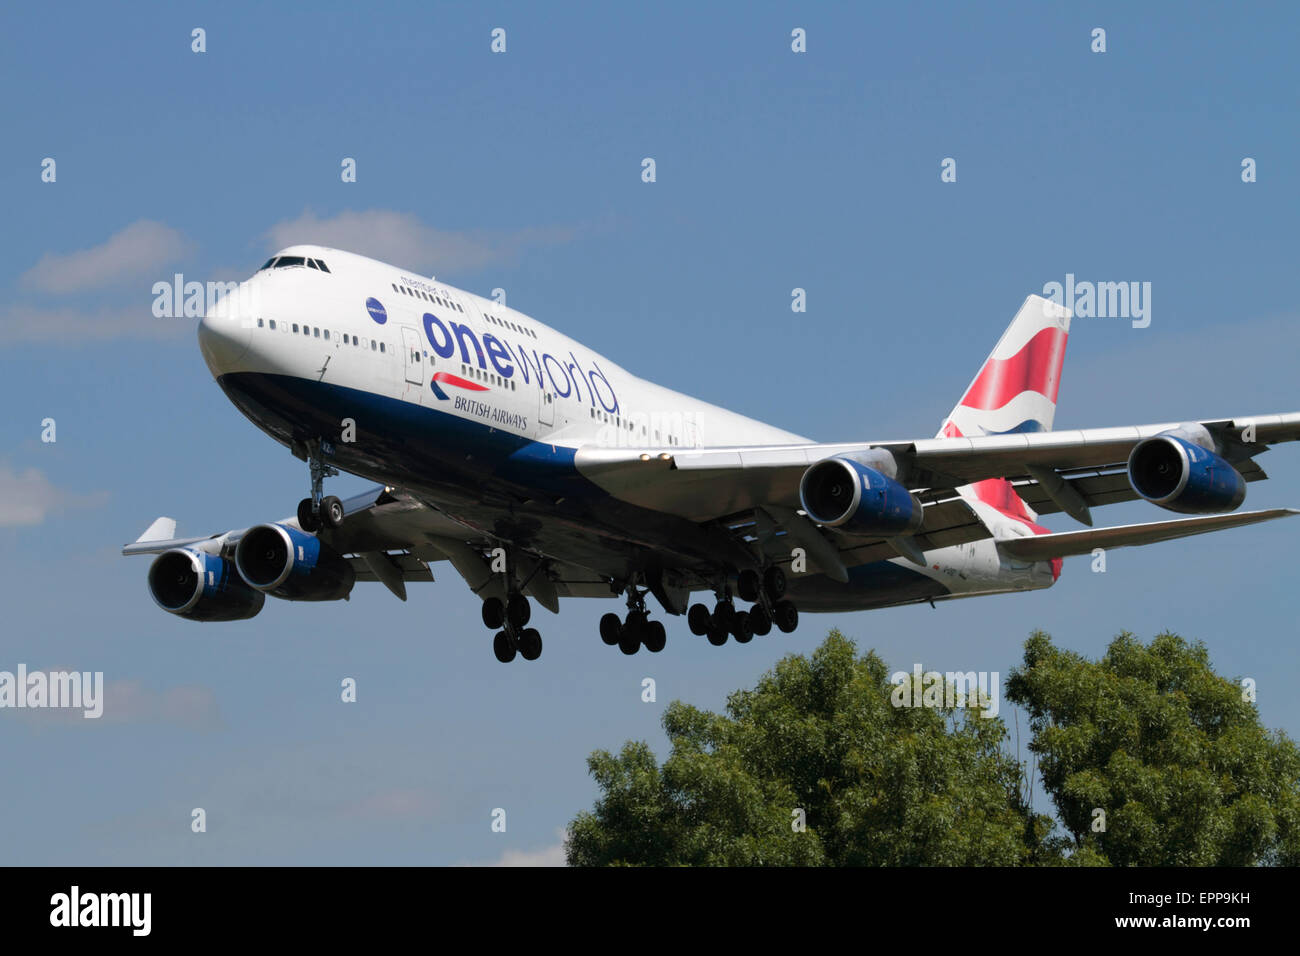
[566,630,1053,866]
[1006,630,1300,866]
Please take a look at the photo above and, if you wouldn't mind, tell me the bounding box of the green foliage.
[1006,630,1300,866]
[566,630,1051,866]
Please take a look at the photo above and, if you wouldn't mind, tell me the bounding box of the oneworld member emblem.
[365,297,387,324]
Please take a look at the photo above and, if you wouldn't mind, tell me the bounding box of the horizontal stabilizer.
[996,508,1300,561]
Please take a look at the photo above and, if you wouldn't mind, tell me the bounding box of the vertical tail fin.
[940,296,1072,567]
[937,294,1071,440]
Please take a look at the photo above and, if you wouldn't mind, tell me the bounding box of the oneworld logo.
[365,297,387,324]
[50,886,151,936]
[419,309,620,413]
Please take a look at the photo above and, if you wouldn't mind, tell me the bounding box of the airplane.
[124,245,1300,663]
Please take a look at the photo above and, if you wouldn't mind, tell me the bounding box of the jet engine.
[147,548,265,621]
[1128,425,1246,514]
[799,456,925,536]
[234,523,355,601]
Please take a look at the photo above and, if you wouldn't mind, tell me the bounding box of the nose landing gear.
[294,440,344,533]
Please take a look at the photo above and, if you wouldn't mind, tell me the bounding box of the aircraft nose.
[197,303,252,375]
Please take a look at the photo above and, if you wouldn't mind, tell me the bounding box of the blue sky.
[1,1,1298,864]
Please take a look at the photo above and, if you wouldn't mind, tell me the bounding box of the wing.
[122,485,606,609]
[574,411,1300,521]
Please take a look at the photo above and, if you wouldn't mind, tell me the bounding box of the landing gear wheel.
[297,498,319,533]
[519,628,542,661]
[732,611,753,644]
[643,620,667,653]
[774,600,799,633]
[493,631,516,663]
[749,604,772,636]
[706,626,728,646]
[506,594,531,629]
[320,495,345,529]
[737,569,761,603]
[600,612,622,646]
[763,565,787,601]
[618,625,641,655]
[482,597,505,630]
[687,603,712,636]
[712,601,735,632]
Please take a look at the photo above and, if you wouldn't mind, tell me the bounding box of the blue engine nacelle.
[799,456,925,536]
[147,548,265,622]
[234,523,355,601]
[1128,432,1246,514]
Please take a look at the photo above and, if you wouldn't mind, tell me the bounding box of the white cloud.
[0,302,191,344]
[0,466,107,527]
[20,220,195,294]
[487,829,568,867]
[265,209,577,276]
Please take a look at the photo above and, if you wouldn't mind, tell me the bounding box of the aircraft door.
[400,326,425,402]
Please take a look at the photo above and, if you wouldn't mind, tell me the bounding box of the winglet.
[134,517,178,543]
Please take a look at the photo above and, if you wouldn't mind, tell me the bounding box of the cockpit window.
[308,259,320,270]
[315,259,330,273]
[259,257,278,271]
[274,255,306,268]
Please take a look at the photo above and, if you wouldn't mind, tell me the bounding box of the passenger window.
[379,342,385,353]
[257,318,264,327]
[372,341,377,350]
[293,324,299,333]
[314,328,320,337]
[323,330,329,340]
[269,320,276,330]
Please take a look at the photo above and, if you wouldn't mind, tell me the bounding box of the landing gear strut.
[296,439,344,533]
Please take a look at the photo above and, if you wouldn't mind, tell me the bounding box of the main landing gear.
[295,439,345,533]
[688,566,798,646]
[481,572,543,664]
[599,586,666,656]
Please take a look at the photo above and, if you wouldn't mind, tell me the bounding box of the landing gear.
[688,564,800,645]
[605,585,666,655]
[478,550,544,663]
[295,440,342,532]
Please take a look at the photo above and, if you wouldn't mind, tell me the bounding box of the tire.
[643,620,667,653]
[519,628,542,661]
[321,495,345,528]
[297,498,319,533]
[712,601,735,631]
[599,612,622,645]
[774,600,799,634]
[482,597,505,630]
[737,569,761,603]
[763,565,787,601]
[749,605,772,636]
[732,611,753,643]
[687,603,711,636]
[506,594,531,629]
[618,625,641,655]
[493,631,516,663]
[706,626,728,647]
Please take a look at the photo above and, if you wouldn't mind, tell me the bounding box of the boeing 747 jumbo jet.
[125,246,1300,662]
